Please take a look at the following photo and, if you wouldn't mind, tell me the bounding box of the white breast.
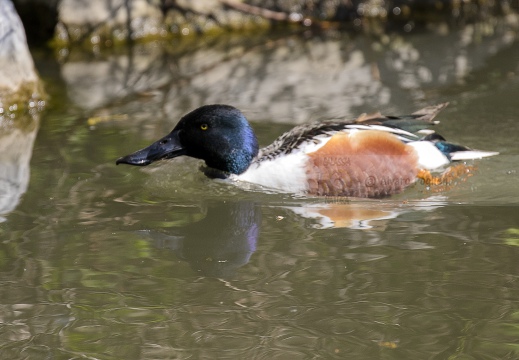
[235,136,332,193]
[235,151,309,193]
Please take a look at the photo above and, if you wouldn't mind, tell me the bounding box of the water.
[1,23,519,359]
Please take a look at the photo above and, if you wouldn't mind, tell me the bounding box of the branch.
[218,0,291,22]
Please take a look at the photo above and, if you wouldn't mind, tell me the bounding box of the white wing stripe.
[346,124,418,138]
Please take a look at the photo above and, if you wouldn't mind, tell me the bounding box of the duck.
[116,103,498,198]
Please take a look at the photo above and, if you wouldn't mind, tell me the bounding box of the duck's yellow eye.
[200,124,208,131]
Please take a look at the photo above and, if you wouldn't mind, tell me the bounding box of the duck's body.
[237,129,420,197]
[116,103,498,198]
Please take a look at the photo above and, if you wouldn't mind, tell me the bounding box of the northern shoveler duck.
[116,103,498,198]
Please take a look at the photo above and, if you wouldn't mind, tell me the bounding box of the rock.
[56,0,165,45]
[64,0,161,40]
[0,0,43,220]
[9,0,513,47]
[53,0,264,46]
[0,0,43,112]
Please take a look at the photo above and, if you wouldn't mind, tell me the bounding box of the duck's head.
[116,105,259,175]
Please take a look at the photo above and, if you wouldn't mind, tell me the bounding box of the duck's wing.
[256,103,449,162]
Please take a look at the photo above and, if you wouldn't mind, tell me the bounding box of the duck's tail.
[423,133,499,161]
[409,132,499,170]
[365,103,498,169]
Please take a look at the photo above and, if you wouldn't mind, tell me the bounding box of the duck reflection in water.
[139,198,445,277]
[143,201,260,278]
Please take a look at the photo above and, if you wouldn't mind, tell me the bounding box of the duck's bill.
[116,131,185,166]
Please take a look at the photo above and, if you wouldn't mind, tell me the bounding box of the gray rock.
[0,0,42,109]
[55,0,173,45]
[54,0,262,45]
[57,0,163,43]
